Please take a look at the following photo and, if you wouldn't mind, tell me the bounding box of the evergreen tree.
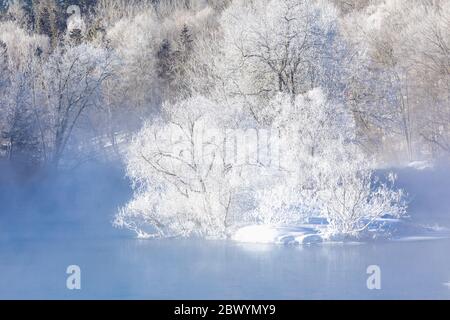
[156,38,175,96]
[33,0,60,48]
[69,28,82,44]
[0,40,7,77]
[179,24,193,53]
[173,24,194,98]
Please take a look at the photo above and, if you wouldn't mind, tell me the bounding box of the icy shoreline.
[230,218,450,245]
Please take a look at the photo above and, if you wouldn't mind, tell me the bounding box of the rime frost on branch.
[115,91,407,240]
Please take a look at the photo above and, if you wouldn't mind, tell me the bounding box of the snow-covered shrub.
[253,89,408,238]
[252,181,310,226]
[313,149,407,238]
[117,90,408,240]
[115,96,244,238]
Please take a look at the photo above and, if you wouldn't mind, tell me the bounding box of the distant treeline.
[0,0,449,175]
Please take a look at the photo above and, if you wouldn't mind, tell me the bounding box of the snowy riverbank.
[230,217,450,245]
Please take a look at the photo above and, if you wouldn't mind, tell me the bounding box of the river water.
[1,164,449,299]
[1,234,450,299]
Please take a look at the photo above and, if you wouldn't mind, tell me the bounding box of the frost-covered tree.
[3,0,31,29]
[218,0,349,124]
[32,0,60,48]
[314,154,407,238]
[105,8,160,112]
[114,96,244,238]
[0,20,49,168]
[0,0,417,235]
[341,0,450,160]
[117,88,407,239]
[39,43,112,167]
[251,88,407,238]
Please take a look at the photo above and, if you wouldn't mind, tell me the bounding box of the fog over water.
[1,162,450,299]
[1,0,450,301]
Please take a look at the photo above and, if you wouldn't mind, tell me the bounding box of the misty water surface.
[1,163,450,299]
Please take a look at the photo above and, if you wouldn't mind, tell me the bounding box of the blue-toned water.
[1,235,450,299]
[1,164,450,299]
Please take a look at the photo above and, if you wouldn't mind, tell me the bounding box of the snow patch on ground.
[231,225,323,245]
[230,218,450,245]
[407,160,434,170]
